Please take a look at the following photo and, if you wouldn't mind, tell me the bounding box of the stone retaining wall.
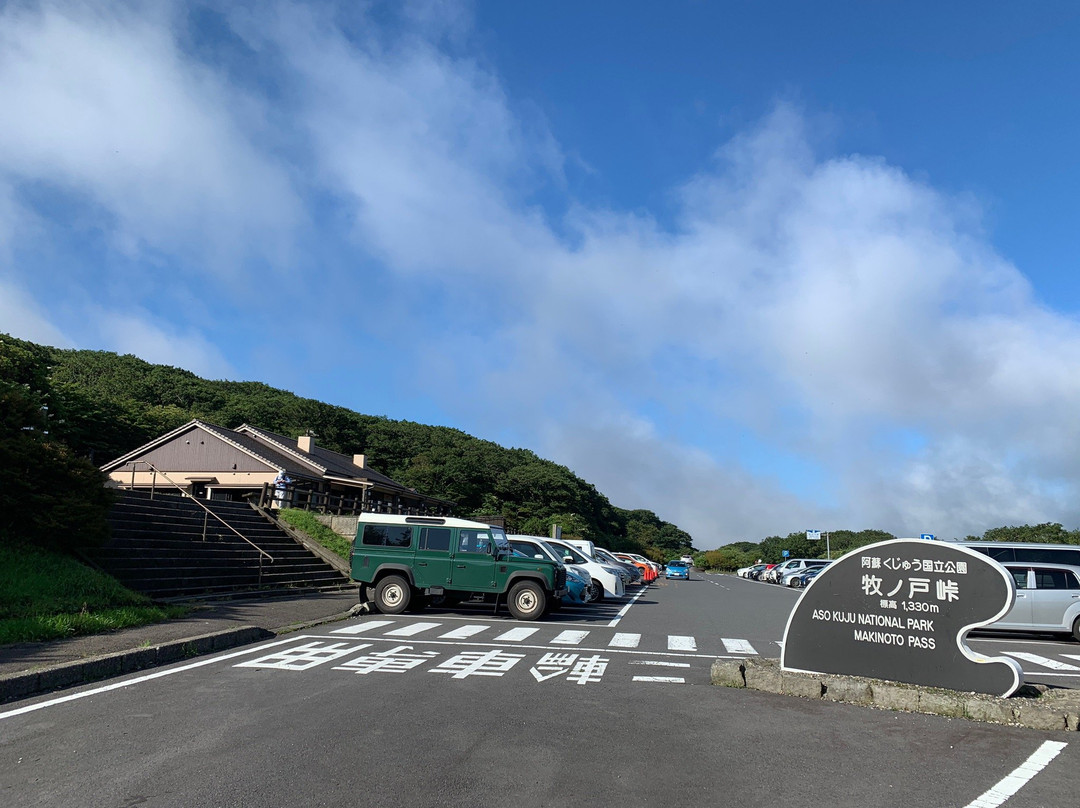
[712,656,1080,732]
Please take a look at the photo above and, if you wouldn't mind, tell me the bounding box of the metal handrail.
[123,460,274,565]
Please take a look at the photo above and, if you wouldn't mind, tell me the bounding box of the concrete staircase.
[90,490,353,600]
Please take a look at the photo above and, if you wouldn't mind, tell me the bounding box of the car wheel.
[507,581,546,620]
[1073,616,1080,643]
[790,578,802,588]
[374,574,411,614]
[592,583,606,601]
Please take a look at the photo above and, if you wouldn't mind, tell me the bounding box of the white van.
[547,538,626,600]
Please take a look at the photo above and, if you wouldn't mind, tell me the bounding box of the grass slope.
[0,543,187,645]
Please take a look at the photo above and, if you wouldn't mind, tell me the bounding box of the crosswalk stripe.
[609,633,641,648]
[722,638,757,655]
[630,660,691,668]
[493,627,540,642]
[633,676,685,683]
[384,622,443,637]
[438,624,489,639]
[1004,652,1080,671]
[331,620,395,635]
[668,635,697,651]
[551,630,590,645]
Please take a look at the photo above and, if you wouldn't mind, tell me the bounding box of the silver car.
[988,562,1080,641]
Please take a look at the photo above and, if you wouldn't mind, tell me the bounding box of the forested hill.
[0,334,693,557]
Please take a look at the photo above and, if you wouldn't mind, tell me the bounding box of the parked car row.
[508,536,660,604]
[737,558,831,586]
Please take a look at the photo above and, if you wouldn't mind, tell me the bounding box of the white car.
[547,538,626,600]
[680,555,694,566]
[508,536,594,598]
[988,563,1080,640]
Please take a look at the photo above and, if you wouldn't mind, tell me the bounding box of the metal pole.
[202,509,209,542]
[151,469,157,500]
[826,532,831,560]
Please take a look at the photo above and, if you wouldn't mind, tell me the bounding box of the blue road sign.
[782,550,790,558]
[921,533,936,541]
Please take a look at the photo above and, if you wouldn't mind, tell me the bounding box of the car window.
[1010,569,1029,589]
[419,527,452,551]
[457,529,492,555]
[1033,568,1080,590]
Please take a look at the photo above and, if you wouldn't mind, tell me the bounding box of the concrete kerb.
[711,656,1080,732]
[0,606,359,705]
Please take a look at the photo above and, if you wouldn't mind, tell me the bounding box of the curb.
[712,657,1080,732]
[0,606,361,706]
[0,626,273,704]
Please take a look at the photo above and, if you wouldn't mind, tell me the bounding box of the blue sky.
[2,1,1080,545]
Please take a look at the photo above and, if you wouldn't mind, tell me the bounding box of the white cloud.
[92,308,235,380]
[3,2,1080,544]
[0,0,299,271]
[0,276,72,347]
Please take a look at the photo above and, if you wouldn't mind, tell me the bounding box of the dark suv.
[351,514,566,620]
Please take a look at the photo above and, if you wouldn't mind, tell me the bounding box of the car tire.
[374,574,411,614]
[592,583,606,602]
[1073,616,1080,643]
[507,581,546,620]
[790,578,802,588]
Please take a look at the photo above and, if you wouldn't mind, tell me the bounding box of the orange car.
[615,553,657,582]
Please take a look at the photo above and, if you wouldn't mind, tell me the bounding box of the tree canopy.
[0,334,692,556]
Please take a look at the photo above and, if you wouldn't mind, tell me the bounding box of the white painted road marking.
[633,676,685,683]
[1004,652,1080,671]
[331,620,396,635]
[493,627,540,642]
[551,630,590,645]
[722,638,758,655]
[439,624,489,639]
[384,622,443,637]
[609,633,641,648]
[0,636,305,721]
[963,740,1067,808]
[606,584,652,627]
[667,635,697,651]
[630,660,691,668]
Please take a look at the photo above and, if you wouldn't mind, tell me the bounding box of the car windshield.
[668,561,686,568]
[551,542,588,564]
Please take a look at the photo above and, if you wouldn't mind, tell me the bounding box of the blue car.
[665,560,690,580]
[563,567,590,604]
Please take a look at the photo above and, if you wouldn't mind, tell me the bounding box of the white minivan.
[547,538,626,600]
[987,562,1080,641]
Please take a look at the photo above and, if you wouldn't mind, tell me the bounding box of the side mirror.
[534,554,544,559]
[563,555,574,563]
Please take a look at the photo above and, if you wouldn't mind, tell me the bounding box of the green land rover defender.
[351,514,567,621]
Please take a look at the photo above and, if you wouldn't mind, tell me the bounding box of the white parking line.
[1004,652,1080,671]
[331,620,396,635]
[609,633,641,648]
[630,660,691,668]
[667,636,697,651]
[551,630,590,645]
[721,638,757,655]
[383,622,443,637]
[493,627,540,642]
[632,676,685,683]
[606,585,652,628]
[439,624,489,639]
[963,740,1067,808]
[0,636,304,721]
